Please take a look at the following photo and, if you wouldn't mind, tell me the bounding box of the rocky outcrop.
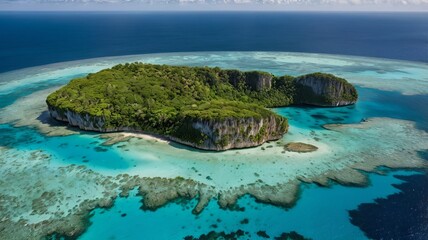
[47,105,288,151]
[171,115,288,151]
[294,73,358,107]
[226,70,273,91]
[244,71,273,91]
[48,106,109,131]
[284,142,318,153]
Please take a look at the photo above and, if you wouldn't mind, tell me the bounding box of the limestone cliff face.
[226,70,273,91]
[48,105,288,151]
[48,106,109,131]
[49,105,139,132]
[294,73,358,107]
[171,115,288,151]
[244,71,273,91]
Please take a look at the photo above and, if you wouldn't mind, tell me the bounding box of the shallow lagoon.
[81,171,417,240]
[0,52,427,239]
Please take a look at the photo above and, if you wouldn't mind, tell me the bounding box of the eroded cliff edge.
[46,63,357,150]
[295,72,358,106]
[48,104,288,151]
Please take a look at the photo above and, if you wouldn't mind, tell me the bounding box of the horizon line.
[1,2,428,12]
[1,9,428,13]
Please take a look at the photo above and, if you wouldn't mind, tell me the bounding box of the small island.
[46,63,358,150]
[284,142,319,153]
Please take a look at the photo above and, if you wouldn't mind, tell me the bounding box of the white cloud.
[1,0,428,11]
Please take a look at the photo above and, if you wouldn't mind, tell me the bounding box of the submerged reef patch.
[284,142,318,153]
[0,147,118,239]
[184,230,310,240]
[0,87,78,136]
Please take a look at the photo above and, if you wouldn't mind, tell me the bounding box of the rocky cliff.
[294,73,358,107]
[48,106,109,131]
[171,115,288,151]
[48,105,288,151]
[225,70,273,91]
[244,71,273,91]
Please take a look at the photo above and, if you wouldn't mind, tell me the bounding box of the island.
[46,63,358,150]
[284,142,319,153]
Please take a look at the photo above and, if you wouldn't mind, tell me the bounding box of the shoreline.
[117,131,171,144]
[99,131,171,146]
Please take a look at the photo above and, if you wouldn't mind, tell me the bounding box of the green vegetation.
[46,63,356,149]
[47,63,289,131]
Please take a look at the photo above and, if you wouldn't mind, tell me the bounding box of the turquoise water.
[81,171,417,240]
[276,86,428,131]
[0,124,133,170]
[0,52,427,239]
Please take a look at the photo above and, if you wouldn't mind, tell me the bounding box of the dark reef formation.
[184,230,310,240]
[46,63,357,150]
[349,173,428,240]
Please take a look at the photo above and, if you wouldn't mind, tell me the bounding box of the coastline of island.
[46,63,358,150]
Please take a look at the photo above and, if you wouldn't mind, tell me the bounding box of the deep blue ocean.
[0,11,427,73]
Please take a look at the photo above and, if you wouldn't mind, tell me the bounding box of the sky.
[0,0,428,11]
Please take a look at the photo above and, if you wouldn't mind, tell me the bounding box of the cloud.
[3,0,426,3]
[1,0,428,11]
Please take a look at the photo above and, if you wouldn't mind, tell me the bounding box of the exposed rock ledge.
[284,142,318,153]
[48,106,288,151]
[295,72,358,107]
